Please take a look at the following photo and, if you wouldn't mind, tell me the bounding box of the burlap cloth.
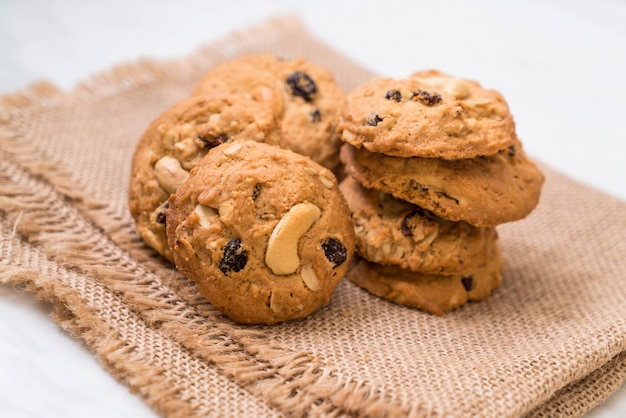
[1,16,625,418]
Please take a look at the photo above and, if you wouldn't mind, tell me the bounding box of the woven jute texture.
[1,16,625,418]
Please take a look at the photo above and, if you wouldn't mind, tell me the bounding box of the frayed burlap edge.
[0,16,423,418]
[1,15,624,418]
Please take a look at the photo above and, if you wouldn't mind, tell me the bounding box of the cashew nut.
[194,204,217,228]
[265,202,321,275]
[341,129,357,141]
[154,156,189,194]
[300,264,320,291]
[319,175,334,189]
[218,201,235,222]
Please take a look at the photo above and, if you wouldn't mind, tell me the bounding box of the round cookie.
[340,140,544,227]
[346,235,503,315]
[166,140,356,325]
[192,54,346,170]
[128,93,281,261]
[339,175,492,274]
[338,72,516,159]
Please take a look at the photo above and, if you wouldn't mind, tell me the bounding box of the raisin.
[219,239,247,275]
[461,275,474,291]
[400,211,416,236]
[411,90,442,106]
[366,112,384,126]
[286,71,317,102]
[400,208,433,236]
[322,238,347,267]
[252,183,262,200]
[507,145,516,157]
[385,90,402,102]
[155,202,169,225]
[309,108,321,123]
[198,133,229,149]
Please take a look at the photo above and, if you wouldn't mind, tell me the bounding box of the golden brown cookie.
[339,175,492,274]
[340,141,544,227]
[192,54,346,169]
[166,141,355,325]
[338,72,516,159]
[128,93,281,261]
[346,234,503,315]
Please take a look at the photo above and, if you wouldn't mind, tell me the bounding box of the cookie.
[128,93,281,261]
[340,141,544,227]
[165,140,356,325]
[192,54,346,170]
[337,72,516,159]
[346,234,503,315]
[339,175,492,274]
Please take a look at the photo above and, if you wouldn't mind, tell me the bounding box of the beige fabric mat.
[1,16,625,418]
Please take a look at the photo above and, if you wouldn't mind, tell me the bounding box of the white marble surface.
[1,0,625,416]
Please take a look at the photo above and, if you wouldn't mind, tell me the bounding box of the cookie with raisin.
[339,175,492,274]
[192,54,346,170]
[340,140,544,227]
[346,232,503,315]
[128,93,281,261]
[166,140,355,325]
[338,73,516,159]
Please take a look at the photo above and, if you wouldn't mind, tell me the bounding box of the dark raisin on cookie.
[322,238,347,267]
[411,90,442,106]
[366,112,384,126]
[400,208,433,236]
[219,239,248,275]
[155,202,169,225]
[400,211,418,236]
[309,108,321,123]
[286,71,317,102]
[198,133,229,149]
[461,275,474,291]
[385,90,402,102]
[252,183,262,200]
[507,145,517,157]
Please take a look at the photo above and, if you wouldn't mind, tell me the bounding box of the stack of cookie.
[337,70,544,314]
[128,55,356,324]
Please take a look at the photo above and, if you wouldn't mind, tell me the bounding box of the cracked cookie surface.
[338,72,516,159]
[166,140,355,325]
[339,176,493,274]
[192,54,346,170]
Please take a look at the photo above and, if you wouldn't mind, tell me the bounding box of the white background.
[1,0,625,416]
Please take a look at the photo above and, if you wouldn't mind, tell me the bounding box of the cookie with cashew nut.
[165,140,355,325]
[339,175,493,274]
[340,141,544,227]
[128,93,281,261]
[337,72,516,159]
[192,54,346,170]
[346,231,503,315]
